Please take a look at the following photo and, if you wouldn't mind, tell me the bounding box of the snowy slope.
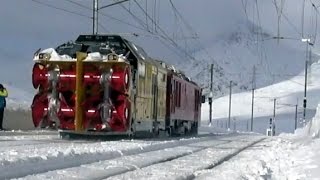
[179,0,316,97]
[201,56,320,134]
[190,22,309,97]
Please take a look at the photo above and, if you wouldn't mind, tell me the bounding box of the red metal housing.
[166,72,201,130]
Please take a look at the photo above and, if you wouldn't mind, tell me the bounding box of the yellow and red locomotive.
[31,34,201,137]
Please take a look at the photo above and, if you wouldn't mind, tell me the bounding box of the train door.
[165,75,172,128]
[152,69,158,124]
[194,89,199,121]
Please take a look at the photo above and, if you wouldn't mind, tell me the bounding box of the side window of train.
[178,82,181,107]
[195,90,199,111]
[174,81,177,107]
[138,62,145,77]
[175,81,181,108]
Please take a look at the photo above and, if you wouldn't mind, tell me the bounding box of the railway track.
[1,133,223,179]
[107,136,265,180]
[8,134,265,180]
[0,130,59,136]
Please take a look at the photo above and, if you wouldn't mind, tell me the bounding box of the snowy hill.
[188,22,310,97]
[201,59,320,134]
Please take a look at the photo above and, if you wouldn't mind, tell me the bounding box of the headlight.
[107,53,118,61]
[38,53,51,60]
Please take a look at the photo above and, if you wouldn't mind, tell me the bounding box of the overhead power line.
[169,0,198,38]
[65,0,92,11]
[132,0,199,62]
[99,11,149,32]
[33,0,150,33]
[31,0,91,19]
[309,0,319,44]
[269,0,302,37]
[114,0,196,63]
[302,0,306,37]
[167,0,225,74]
[116,1,151,32]
[98,22,111,33]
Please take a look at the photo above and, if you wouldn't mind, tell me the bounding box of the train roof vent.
[160,62,166,68]
[168,65,177,73]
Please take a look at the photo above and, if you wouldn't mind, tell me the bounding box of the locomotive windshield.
[55,35,128,58]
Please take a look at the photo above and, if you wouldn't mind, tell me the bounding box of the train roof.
[153,59,198,86]
[59,34,199,86]
[74,34,148,59]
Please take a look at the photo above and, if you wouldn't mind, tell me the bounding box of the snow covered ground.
[0,132,263,180]
[0,60,319,179]
[0,127,318,179]
[194,107,320,179]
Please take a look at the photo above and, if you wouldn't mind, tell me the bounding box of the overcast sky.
[0,0,317,92]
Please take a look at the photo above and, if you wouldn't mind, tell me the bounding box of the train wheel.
[167,126,173,137]
[152,122,160,137]
[191,122,198,135]
[184,127,188,135]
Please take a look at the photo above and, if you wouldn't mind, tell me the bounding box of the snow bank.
[295,103,320,138]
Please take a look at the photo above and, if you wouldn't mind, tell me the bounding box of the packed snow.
[194,106,320,179]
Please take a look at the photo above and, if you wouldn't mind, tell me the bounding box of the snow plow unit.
[31,34,202,138]
[32,35,132,136]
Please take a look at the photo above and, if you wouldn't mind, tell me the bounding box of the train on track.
[31,34,202,137]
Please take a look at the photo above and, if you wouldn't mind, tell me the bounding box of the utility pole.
[251,65,256,131]
[303,44,308,126]
[273,98,276,120]
[228,81,232,130]
[93,0,99,34]
[92,0,130,34]
[301,38,313,126]
[273,98,276,135]
[209,64,213,126]
[295,103,298,130]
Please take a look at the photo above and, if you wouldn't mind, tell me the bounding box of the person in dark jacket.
[0,84,8,130]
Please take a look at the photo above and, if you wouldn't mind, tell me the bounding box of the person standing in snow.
[0,84,8,130]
